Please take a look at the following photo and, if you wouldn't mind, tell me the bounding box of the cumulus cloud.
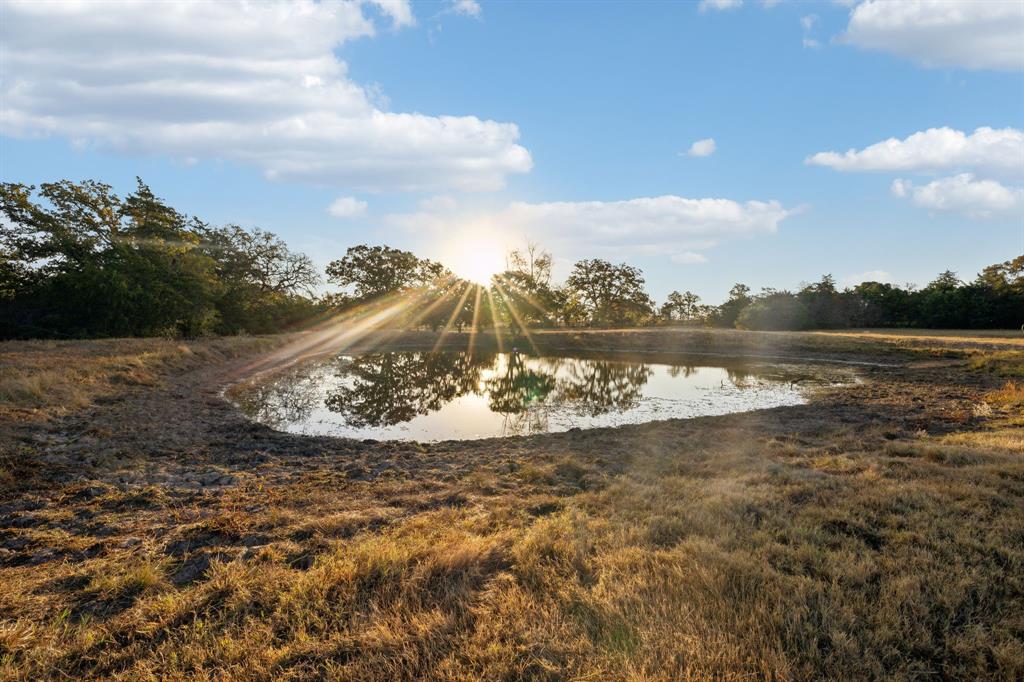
[891,174,1023,219]
[671,252,709,264]
[686,138,717,157]
[806,127,1024,177]
[449,0,482,18]
[841,0,1024,70]
[387,194,792,263]
[699,0,743,12]
[328,196,369,218]
[0,0,531,193]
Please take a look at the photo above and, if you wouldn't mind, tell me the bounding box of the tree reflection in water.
[233,363,327,429]
[558,360,652,416]
[324,351,492,427]
[235,350,835,439]
[237,351,789,436]
[320,350,656,430]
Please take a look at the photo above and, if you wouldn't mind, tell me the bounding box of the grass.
[0,329,1022,680]
[0,336,281,418]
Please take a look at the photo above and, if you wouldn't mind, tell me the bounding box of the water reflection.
[235,350,842,441]
[324,351,490,427]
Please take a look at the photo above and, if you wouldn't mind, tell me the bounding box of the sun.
[444,233,507,285]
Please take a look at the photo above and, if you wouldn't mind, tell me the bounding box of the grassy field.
[0,329,1021,680]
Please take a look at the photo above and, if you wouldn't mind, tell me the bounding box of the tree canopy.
[2,177,1020,339]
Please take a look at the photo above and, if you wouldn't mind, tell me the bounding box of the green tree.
[713,283,752,328]
[199,225,320,333]
[660,290,701,323]
[565,259,654,326]
[325,244,447,304]
[735,292,810,331]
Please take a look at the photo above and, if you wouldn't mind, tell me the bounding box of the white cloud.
[449,0,482,18]
[387,194,792,263]
[891,173,1024,219]
[686,138,717,157]
[699,0,743,13]
[418,195,459,212]
[842,270,893,287]
[0,0,532,193]
[800,14,821,48]
[807,127,1024,177]
[842,0,1024,71]
[370,0,416,27]
[671,252,709,264]
[328,196,369,218]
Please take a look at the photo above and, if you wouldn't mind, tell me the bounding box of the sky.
[2,0,1023,304]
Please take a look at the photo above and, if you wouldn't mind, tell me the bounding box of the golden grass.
[0,330,1022,680]
[0,336,281,419]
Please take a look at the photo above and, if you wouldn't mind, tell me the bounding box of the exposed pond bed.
[232,349,858,441]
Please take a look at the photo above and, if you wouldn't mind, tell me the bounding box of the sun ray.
[484,286,505,354]
[493,273,553,322]
[467,284,483,360]
[492,279,540,356]
[234,288,429,382]
[432,280,474,353]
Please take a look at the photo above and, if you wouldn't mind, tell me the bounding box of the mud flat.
[1,329,1021,679]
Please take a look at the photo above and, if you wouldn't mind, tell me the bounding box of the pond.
[233,350,853,441]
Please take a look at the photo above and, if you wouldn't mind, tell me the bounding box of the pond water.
[233,350,852,441]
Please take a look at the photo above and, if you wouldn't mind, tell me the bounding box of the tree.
[199,225,320,333]
[565,259,654,326]
[0,178,323,339]
[0,179,221,337]
[713,283,752,328]
[798,274,850,328]
[735,293,810,331]
[325,244,446,303]
[660,290,701,323]
[506,241,553,287]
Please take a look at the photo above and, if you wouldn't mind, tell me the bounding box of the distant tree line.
[1,179,320,338]
[2,179,1020,339]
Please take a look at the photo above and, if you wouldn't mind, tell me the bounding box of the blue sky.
[2,0,1022,303]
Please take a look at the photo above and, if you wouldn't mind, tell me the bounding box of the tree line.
[1,179,1020,339]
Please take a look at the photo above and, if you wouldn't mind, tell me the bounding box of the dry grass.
[816,328,1024,345]
[0,331,1022,680]
[0,337,281,422]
